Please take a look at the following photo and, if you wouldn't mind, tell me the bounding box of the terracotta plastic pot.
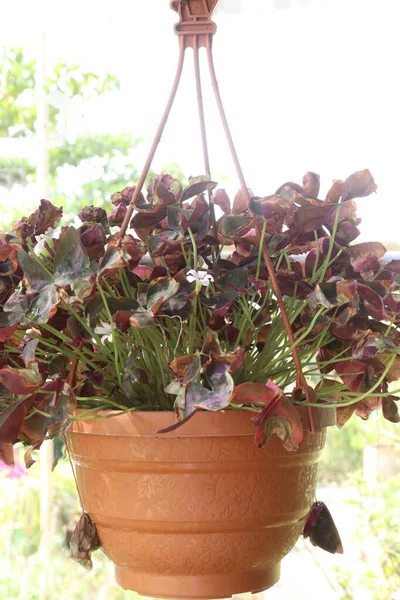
[67,407,335,599]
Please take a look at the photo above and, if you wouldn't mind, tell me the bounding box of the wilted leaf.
[303,501,343,554]
[27,199,63,235]
[111,185,145,207]
[70,513,101,570]
[335,360,370,392]
[293,204,334,232]
[80,224,106,259]
[358,284,387,320]
[169,354,201,384]
[0,364,42,396]
[382,396,400,423]
[347,242,386,262]
[78,206,108,225]
[0,395,35,465]
[351,252,381,273]
[342,169,377,201]
[232,187,253,214]
[108,203,127,227]
[181,177,217,202]
[302,172,320,197]
[324,180,344,205]
[211,189,231,214]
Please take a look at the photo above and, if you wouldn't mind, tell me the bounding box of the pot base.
[115,564,280,599]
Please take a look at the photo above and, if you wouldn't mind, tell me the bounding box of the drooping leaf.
[382,396,400,423]
[250,389,303,451]
[80,224,106,259]
[324,180,344,205]
[169,353,201,384]
[188,370,234,412]
[342,169,377,201]
[232,381,281,406]
[336,404,356,428]
[351,252,381,273]
[303,501,344,554]
[181,177,217,202]
[335,360,371,392]
[0,364,42,396]
[0,395,35,466]
[358,284,387,320]
[302,172,320,197]
[211,189,231,214]
[20,380,61,443]
[255,414,300,451]
[347,242,386,262]
[355,396,382,420]
[232,187,253,214]
[108,203,127,227]
[70,513,101,571]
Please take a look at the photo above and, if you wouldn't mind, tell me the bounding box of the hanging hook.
[170,0,218,49]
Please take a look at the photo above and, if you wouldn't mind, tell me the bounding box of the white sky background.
[0,0,399,244]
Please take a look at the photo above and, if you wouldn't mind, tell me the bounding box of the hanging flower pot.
[67,407,335,599]
[0,0,398,599]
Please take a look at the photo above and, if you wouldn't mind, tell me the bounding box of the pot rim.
[69,405,336,438]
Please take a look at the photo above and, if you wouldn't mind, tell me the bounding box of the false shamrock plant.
[1,169,400,470]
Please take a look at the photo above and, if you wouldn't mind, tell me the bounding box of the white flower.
[34,226,61,256]
[94,322,113,343]
[186,269,214,287]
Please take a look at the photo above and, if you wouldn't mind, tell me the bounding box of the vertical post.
[36,30,53,600]
[36,31,50,199]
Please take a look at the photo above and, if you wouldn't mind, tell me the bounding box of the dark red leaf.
[293,204,334,232]
[232,187,253,214]
[351,252,380,273]
[0,366,42,395]
[107,203,127,227]
[303,501,343,554]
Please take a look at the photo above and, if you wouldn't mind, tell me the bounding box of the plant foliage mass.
[1,168,399,466]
